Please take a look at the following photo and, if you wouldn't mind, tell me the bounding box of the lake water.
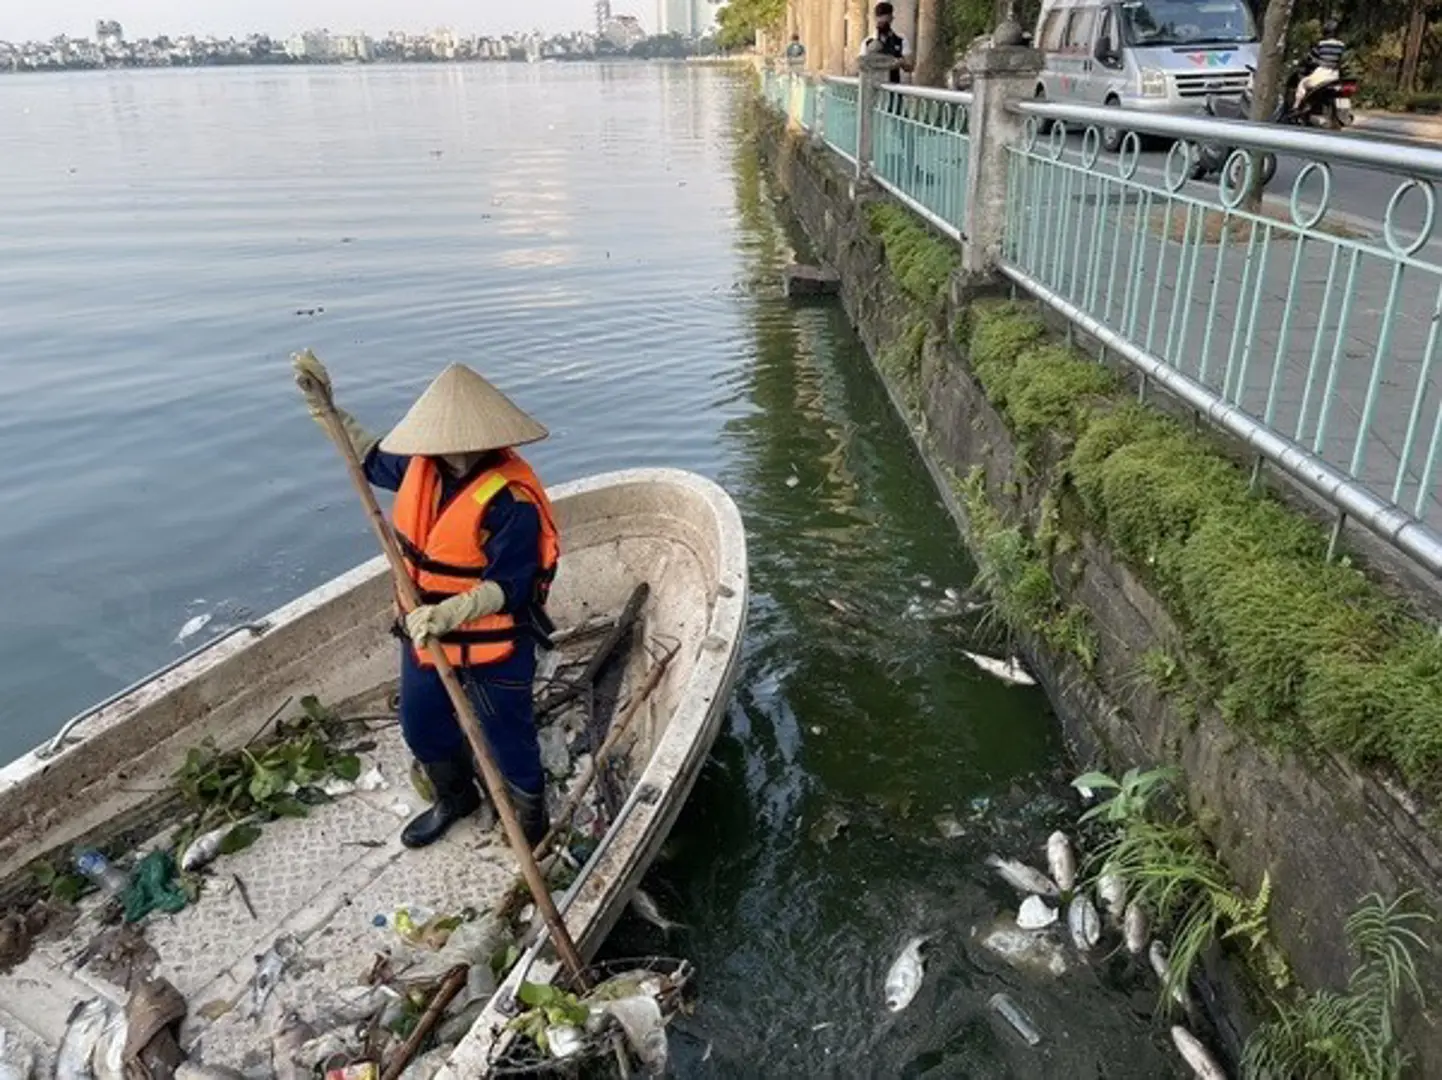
[0,63,1185,1075]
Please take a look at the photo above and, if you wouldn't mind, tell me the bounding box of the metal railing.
[1003,100,1442,571]
[872,85,973,242]
[755,67,1442,578]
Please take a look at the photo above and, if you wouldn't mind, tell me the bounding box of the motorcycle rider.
[1293,18,1346,112]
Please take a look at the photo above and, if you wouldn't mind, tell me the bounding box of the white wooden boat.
[0,467,747,1076]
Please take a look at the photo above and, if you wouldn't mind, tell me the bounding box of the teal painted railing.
[872,85,971,241]
[756,69,1442,575]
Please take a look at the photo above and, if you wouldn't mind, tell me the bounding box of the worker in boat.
[292,353,558,850]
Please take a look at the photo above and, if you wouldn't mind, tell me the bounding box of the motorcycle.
[1188,64,1357,187]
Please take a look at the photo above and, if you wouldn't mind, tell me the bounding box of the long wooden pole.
[296,359,586,983]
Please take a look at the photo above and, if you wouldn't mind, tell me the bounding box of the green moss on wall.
[865,202,958,310]
[965,300,1442,796]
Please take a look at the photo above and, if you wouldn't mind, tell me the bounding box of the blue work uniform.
[364,447,546,795]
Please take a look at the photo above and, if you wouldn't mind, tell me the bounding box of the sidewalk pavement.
[1351,110,1442,143]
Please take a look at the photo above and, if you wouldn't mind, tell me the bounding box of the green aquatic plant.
[1242,893,1434,1080]
[1075,766,1289,1002]
[965,301,1442,797]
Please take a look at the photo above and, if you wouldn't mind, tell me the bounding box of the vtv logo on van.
[1185,51,1234,67]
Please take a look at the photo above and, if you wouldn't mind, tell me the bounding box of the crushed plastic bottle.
[989,992,1041,1046]
[74,851,128,897]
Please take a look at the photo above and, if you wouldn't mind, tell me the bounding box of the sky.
[0,0,632,43]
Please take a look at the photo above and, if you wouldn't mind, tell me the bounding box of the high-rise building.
[657,0,692,35]
[95,20,123,49]
[596,0,612,36]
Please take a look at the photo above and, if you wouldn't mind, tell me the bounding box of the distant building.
[603,14,646,49]
[95,20,123,49]
[331,33,373,61]
[596,0,612,36]
[692,0,723,37]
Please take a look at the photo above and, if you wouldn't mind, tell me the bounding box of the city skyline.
[0,0,623,45]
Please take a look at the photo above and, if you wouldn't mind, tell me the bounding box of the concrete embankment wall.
[757,111,1442,1070]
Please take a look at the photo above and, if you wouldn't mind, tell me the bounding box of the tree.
[915,0,945,84]
[1247,0,1296,210]
[716,0,787,51]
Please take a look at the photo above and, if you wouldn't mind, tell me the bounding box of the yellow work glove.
[291,350,379,461]
[405,582,506,646]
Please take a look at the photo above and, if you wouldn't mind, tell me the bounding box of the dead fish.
[248,935,298,1020]
[175,1066,249,1080]
[934,813,965,839]
[1017,895,1058,930]
[986,855,1059,897]
[962,651,1036,686]
[1150,941,1187,1005]
[92,1010,126,1080]
[1124,902,1148,954]
[1045,832,1077,892]
[883,935,929,1012]
[174,613,212,644]
[1170,1026,1228,1080]
[1066,894,1101,950]
[547,1025,585,1059]
[180,819,250,872]
[1098,872,1127,922]
[597,996,668,1073]
[56,998,115,1080]
[629,889,685,935]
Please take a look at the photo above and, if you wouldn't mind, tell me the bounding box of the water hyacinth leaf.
[518,981,560,1008]
[268,796,310,819]
[248,764,288,804]
[31,860,56,888]
[219,823,262,855]
[331,754,362,782]
[1072,771,1120,792]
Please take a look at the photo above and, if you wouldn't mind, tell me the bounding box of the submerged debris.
[977,918,1070,978]
[1017,895,1058,930]
[989,992,1041,1046]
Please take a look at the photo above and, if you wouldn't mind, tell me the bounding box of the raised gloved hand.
[291,350,378,460]
[404,582,506,646]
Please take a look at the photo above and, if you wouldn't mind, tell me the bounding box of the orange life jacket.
[392,450,560,668]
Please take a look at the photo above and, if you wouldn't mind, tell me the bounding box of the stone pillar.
[960,44,1043,277]
[855,55,893,181]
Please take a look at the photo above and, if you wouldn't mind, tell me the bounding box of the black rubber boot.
[401,753,483,849]
[507,784,549,850]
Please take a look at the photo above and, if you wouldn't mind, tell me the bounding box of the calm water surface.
[0,64,1183,1075]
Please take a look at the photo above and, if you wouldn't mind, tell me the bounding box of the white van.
[1033,0,1259,150]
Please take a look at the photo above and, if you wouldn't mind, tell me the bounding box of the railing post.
[960,43,1043,277]
[856,56,890,183]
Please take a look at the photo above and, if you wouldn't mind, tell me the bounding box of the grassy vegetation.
[966,300,1442,797]
[865,202,957,310]
[955,466,1098,668]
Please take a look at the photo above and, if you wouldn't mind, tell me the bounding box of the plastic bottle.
[75,850,128,897]
[989,992,1041,1046]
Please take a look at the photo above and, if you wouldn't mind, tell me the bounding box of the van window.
[1095,8,1116,56]
[1039,11,1065,51]
[1119,0,1256,46]
[1061,8,1095,52]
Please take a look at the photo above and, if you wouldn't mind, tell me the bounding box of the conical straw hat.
[379,364,548,455]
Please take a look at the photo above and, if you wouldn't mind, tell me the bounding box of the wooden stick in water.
[297,354,587,984]
[533,642,679,860]
[380,964,469,1080]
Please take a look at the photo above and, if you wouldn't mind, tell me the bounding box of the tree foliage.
[716,0,786,52]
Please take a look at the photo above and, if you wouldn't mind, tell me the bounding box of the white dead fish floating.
[1045,831,1076,892]
[629,889,685,935]
[962,652,1036,687]
[1066,895,1101,950]
[1124,902,1148,955]
[174,613,212,644]
[1017,895,1058,930]
[1171,1025,1228,1080]
[986,855,1059,897]
[883,935,929,1012]
[1098,872,1127,922]
[1150,941,1187,1006]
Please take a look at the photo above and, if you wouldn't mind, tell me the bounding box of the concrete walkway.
[1008,164,1442,532]
[1352,110,1442,143]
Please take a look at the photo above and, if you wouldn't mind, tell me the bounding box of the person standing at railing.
[861,2,913,85]
[785,34,806,70]
[1293,19,1346,110]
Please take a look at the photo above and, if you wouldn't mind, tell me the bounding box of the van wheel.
[1102,98,1124,153]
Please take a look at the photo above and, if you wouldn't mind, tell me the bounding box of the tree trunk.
[914,0,944,84]
[1245,0,1295,211]
[846,0,867,73]
[1402,0,1428,95]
